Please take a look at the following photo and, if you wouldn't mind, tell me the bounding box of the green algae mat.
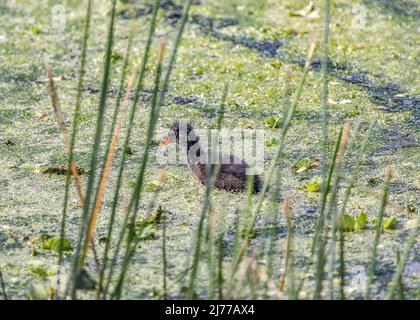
[0,0,418,300]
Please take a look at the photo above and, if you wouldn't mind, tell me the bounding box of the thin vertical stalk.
[47,68,85,206]
[313,0,331,298]
[99,5,137,172]
[100,0,162,299]
[90,14,137,288]
[0,270,7,300]
[320,0,330,179]
[261,68,293,282]
[294,124,343,299]
[395,249,404,300]
[335,120,374,299]
[58,0,92,297]
[327,121,362,299]
[279,196,293,292]
[365,166,392,299]
[217,234,224,300]
[385,212,419,299]
[314,121,351,299]
[82,64,139,270]
[111,41,166,300]
[48,67,101,273]
[106,0,192,299]
[338,223,345,300]
[340,121,376,215]
[226,176,255,298]
[207,207,217,299]
[337,121,375,217]
[94,13,136,299]
[187,88,227,299]
[162,225,167,300]
[70,0,117,299]
[229,41,316,294]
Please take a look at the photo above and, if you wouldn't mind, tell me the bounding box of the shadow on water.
[0,65,42,84]
[362,0,420,19]
[371,125,420,157]
[121,1,420,122]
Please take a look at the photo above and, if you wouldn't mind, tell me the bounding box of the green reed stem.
[59,0,93,298]
[162,224,167,300]
[385,212,419,299]
[75,0,117,273]
[95,11,137,299]
[326,121,361,299]
[217,234,225,299]
[70,0,117,298]
[308,0,331,298]
[101,0,161,299]
[207,207,217,299]
[111,43,164,300]
[294,124,343,299]
[228,40,316,297]
[312,125,344,299]
[261,70,293,289]
[337,121,374,215]
[111,0,193,299]
[314,121,350,299]
[226,175,257,298]
[187,87,227,299]
[338,225,345,300]
[320,0,330,180]
[99,8,136,176]
[279,197,294,296]
[365,166,392,299]
[0,270,7,300]
[336,120,374,299]
[159,0,193,105]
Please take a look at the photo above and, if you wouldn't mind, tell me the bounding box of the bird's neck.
[187,139,201,157]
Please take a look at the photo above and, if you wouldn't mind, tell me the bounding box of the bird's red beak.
[160,135,170,149]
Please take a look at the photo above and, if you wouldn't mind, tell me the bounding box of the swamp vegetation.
[0,0,418,300]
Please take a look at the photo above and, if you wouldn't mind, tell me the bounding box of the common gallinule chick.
[161,121,263,193]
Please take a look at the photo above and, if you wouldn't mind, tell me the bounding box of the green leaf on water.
[371,216,398,230]
[145,181,162,192]
[135,207,164,240]
[383,216,398,230]
[28,266,49,280]
[111,51,123,62]
[40,237,72,252]
[31,26,42,34]
[138,224,156,240]
[240,227,257,240]
[355,210,368,230]
[339,211,368,232]
[265,138,279,147]
[292,157,320,173]
[301,176,322,193]
[265,116,282,129]
[340,214,356,232]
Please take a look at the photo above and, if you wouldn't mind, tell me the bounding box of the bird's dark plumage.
[165,121,262,193]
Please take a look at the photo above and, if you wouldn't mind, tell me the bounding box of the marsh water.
[0,0,419,299]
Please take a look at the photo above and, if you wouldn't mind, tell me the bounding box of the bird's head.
[160,121,196,148]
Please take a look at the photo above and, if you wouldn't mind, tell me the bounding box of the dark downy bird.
[161,121,263,193]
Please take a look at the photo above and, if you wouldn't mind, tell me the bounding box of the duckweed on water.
[0,0,418,300]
